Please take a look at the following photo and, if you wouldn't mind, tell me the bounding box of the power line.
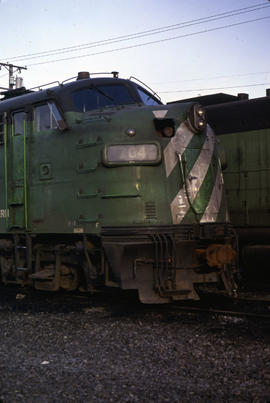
[11,4,270,62]
[3,3,270,63]
[159,82,270,93]
[28,15,270,67]
[150,71,270,85]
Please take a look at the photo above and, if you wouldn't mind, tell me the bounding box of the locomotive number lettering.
[0,209,9,218]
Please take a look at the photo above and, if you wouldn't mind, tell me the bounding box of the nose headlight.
[162,126,174,137]
[153,118,175,138]
[187,103,206,133]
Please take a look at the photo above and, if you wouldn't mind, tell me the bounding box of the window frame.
[33,100,67,133]
[12,110,25,136]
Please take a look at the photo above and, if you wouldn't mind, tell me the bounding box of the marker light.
[187,104,206,133]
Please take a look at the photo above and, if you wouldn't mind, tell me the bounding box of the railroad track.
[170,303,270,320]
[0,285,269,320]
[169,289,270,320]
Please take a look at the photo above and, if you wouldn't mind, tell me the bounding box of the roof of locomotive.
[0,75,162,113]
[168,92,239,106]
[205,95,270,134]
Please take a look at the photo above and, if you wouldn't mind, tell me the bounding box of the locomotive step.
[31,269,54,280]
[16,267,29,272]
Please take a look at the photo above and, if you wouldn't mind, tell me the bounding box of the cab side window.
[13,111,25,136]
[34,101,67,132]
[137,87,160,106]
[34,104,58,132]
[0,114,4,144]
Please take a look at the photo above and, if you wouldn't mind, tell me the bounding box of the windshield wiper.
[91,84,115,102]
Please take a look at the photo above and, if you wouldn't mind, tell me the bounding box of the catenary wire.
[3,3,270,63]
[159,82,270,93]
[150,71,270,85]
[27,15,270,67]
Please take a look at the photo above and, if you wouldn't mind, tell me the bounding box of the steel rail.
[170,303,270,320]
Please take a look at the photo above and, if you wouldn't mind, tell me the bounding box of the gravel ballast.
[0,288,269,402]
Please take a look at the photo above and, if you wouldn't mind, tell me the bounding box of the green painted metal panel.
[219,128,270,226]
[4,113,28,230]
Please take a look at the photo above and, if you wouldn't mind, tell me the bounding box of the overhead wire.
[27,15,270,66]
[159,82,270,94]
[0,3,269,94]
[150,71,270,85]
[2,3,270,64]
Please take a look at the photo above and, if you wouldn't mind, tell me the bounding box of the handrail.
[178,153,199,221]
[23,119,28,229]
[129,76,161,101]
[4,112,8,229]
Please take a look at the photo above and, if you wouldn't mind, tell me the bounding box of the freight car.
[0,71,237,303]
[204,92,270,282]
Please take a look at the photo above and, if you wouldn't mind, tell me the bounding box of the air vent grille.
[145,202,157,219]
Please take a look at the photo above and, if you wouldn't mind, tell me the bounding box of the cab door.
[7,110,29,230]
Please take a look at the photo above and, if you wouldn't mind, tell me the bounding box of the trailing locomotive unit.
[0,71,237,303]
[205,92,270,283]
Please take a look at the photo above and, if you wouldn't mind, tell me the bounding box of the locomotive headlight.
[162,126,174,137]
[153,118,175,138]
[104,143,161,166]
[187,103,206,133]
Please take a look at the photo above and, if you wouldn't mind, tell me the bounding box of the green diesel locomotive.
[0,72,236,302]
[205,93,270,282]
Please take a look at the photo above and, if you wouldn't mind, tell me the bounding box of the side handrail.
[4,112,8,229]
[23,119,28,229]
[178,153,199,222]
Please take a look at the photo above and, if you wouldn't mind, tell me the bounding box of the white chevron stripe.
[170,125,215,224]
[200,164,223,223]
[163,122,194,178]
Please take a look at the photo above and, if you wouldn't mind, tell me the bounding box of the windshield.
[72,84,134,112]
[137,87,161,106]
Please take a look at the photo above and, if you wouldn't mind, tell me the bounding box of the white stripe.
[153,110,168,118]
[171,125,215,224]
[163,123,194,178]
[200,165,223,223]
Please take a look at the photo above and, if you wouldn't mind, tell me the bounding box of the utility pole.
[0,62,27,90]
